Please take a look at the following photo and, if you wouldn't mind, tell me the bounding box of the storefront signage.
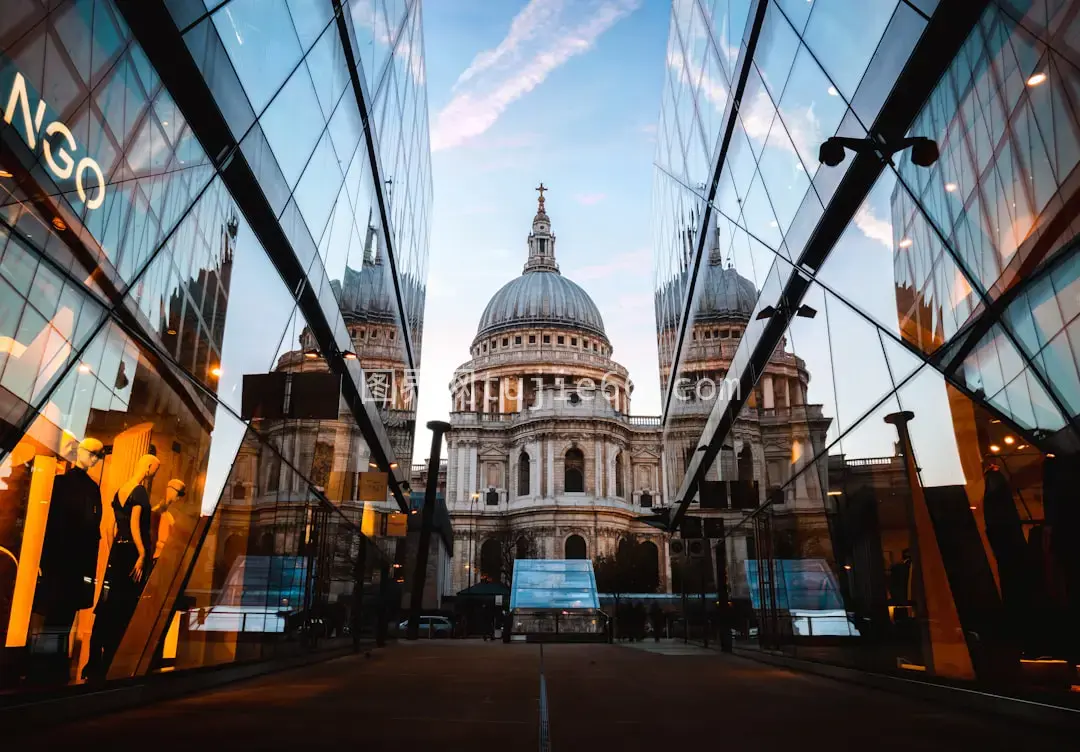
[3,72,105,209]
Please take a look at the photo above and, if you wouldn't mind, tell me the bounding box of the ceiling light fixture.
[1026,72,1048,87]
[166,328,177,335]
[898,238,913,248]
[210,365,222,377]
[77,363,92,374]
[51,217,66,231]
[303,348,320,360]
[1004,436,1015,445]
[827,86,838,96]
[944,182,958,192]
[0,169,12,179]
[342,350,357,360]
[989,444,1001,453]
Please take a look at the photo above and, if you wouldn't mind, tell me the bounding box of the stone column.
[469,444,478,499]
[483,378,493,414]
[784,378,791,409]
[455,444,466,502]
[762,374,774,410]
[517,376,525,413]
[595,440,603,497]
[546,438,555,498]
[607,443,617,498]
[530,441,540,496]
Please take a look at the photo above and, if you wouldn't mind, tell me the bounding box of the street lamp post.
[406,420,451,641]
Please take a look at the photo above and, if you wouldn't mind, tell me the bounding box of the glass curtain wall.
[655,0,1080,705]
[0,0,430,694]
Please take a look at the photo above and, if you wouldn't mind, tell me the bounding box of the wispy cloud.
[574,192,607,205]
[564,247,651,281]
[454,0,566,88]
[853,204,893,248]
[431,0,641,151]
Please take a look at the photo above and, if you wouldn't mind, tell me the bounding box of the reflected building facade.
[655,0,1080,701]
[0,0,430,691]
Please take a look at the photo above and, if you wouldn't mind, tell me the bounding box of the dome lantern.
[524,182,559,273]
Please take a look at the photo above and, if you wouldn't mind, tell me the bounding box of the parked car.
[398,615,453,638]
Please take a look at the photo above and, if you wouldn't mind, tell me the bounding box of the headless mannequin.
[84,454,159,681]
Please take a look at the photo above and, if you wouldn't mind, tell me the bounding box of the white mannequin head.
[155,479,186,512]
[75,438,104,471]
[135,454,161,483]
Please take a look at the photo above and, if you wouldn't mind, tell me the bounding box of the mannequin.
[84,454,159,680]
[35,437,105,632]
[152,480,186,565]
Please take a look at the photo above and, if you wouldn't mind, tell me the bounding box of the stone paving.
[7,639,1076,751]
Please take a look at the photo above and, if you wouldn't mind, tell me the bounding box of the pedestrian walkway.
[7,641,1076,751]
[616,637,717,656]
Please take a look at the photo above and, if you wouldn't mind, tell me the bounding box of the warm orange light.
[989,444,1001,453]
[210,365,222,377]
[166,328,177,335]
[51,217,66,231]
[1003,436,1015,445]
[1048,452,1056,458]
[944,182,958,192]
[389,462,398,469]
[898,238,913,248]
[827,490,842,496]
[1026,72,1048,87]
[77,363,92,374]
[843,564,852,571]
[0,169,12,178]
[303,349,320,360]
[990,419,1001,424]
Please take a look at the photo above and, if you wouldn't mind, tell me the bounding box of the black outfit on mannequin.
[84,485,152,680]
[35,466,102,630]
[983,468,1034,651]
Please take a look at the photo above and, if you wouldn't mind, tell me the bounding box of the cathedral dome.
[697,263,757,321]
[656,262,757,331]
[474,185,608,344]
[477,271,606,340]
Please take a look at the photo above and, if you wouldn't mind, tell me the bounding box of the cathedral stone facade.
[440,189,831,600]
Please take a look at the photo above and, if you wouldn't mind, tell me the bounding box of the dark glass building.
[655,0,1080,702]
[0,0,430,691]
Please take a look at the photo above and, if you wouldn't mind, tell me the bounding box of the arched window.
[565,534,587,560]
[480,539,502,583]
[518,451,530,496]
[564,448,584,493]
[516,535,533,560]
[615,452,624,498]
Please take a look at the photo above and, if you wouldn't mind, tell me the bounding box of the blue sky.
[413,0,670,456]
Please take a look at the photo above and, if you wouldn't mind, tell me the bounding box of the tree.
[480,515,538,588]
[594,538,660,603]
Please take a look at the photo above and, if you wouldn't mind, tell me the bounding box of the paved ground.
[7,640,1077,751]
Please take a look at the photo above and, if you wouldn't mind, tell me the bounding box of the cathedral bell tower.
[524,183,559,273]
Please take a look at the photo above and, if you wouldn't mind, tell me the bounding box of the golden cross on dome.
[536,182,548,206]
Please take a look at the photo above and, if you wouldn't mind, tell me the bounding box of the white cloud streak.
[431,0,641,152]
[853,204,893,248]
[454,0,566,88]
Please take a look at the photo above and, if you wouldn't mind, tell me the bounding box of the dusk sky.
[413,0,670,457]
